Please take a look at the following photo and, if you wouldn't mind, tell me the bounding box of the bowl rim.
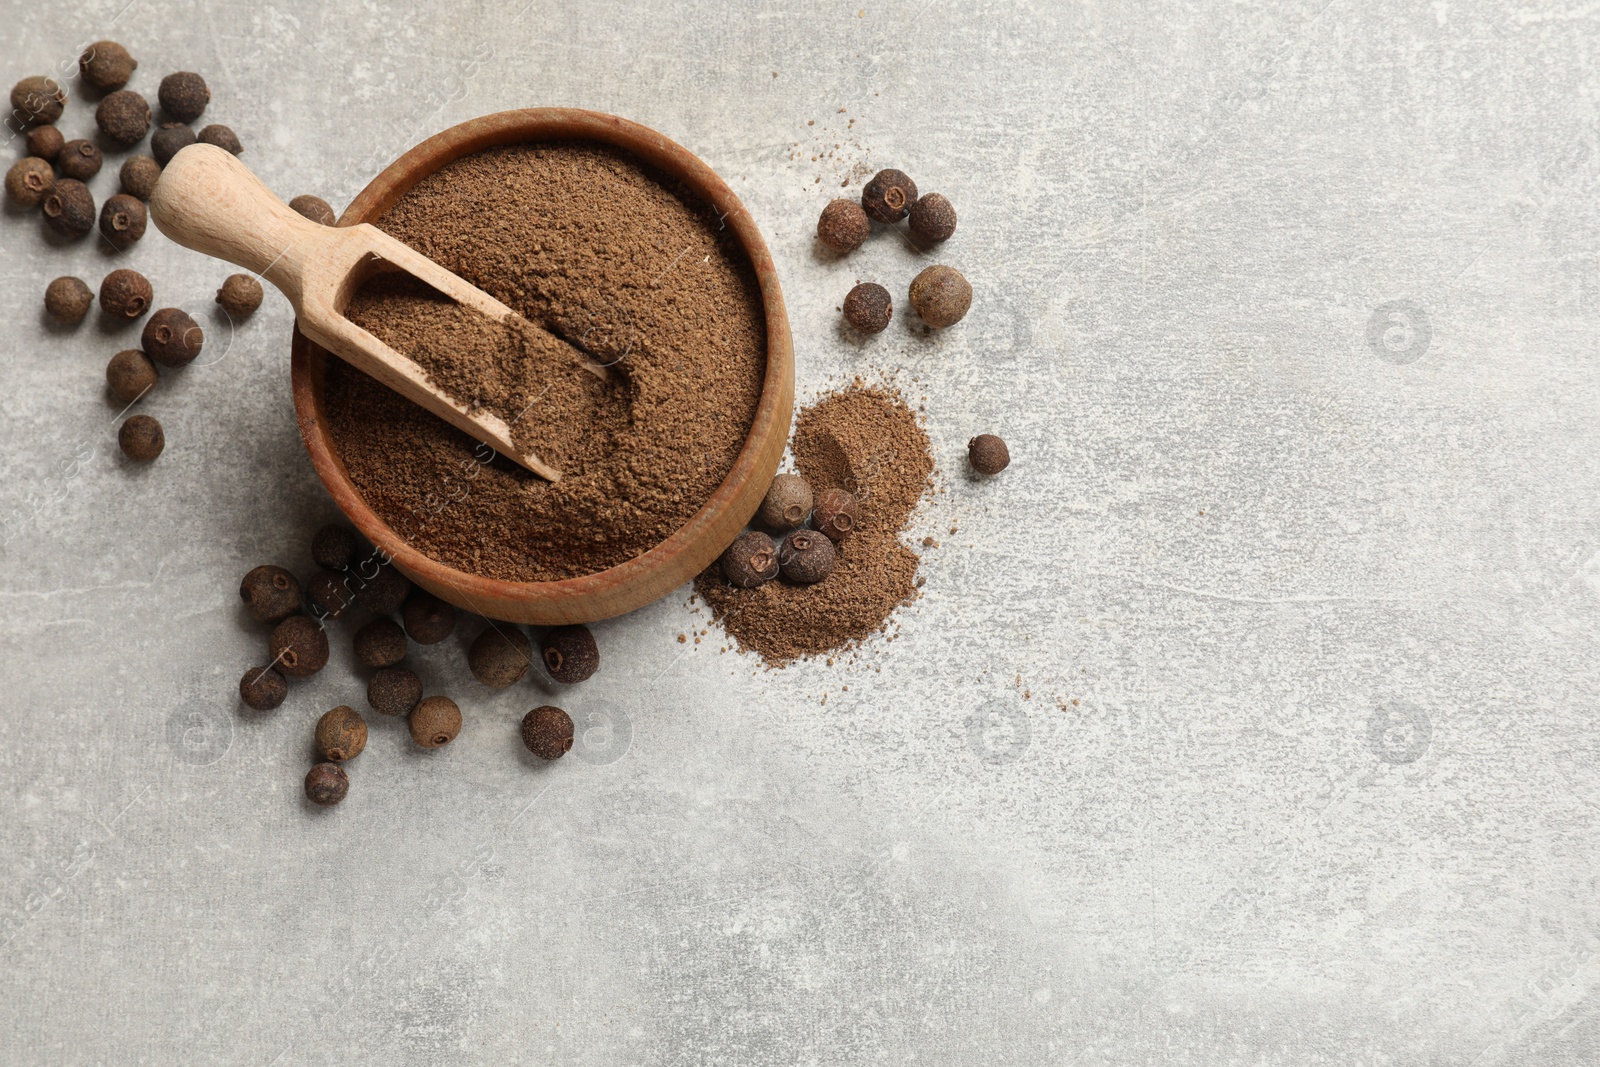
[289,108,793,622]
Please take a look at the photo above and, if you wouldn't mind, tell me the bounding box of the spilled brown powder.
[695,383,934,665]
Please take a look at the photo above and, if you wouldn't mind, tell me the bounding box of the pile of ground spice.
[694,382,934,664]
[322,142,766,583]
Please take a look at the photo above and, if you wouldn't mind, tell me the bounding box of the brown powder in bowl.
[694,382,934,664]
[322,142,766,583]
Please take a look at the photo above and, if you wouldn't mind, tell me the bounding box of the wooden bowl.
[289,108,793,624]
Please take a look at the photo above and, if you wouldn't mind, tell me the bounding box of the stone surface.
[2,1,1599,1063]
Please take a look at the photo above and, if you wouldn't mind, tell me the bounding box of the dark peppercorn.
[305,762,348,805]
[812,488,861,543]
[908,265,972,328]
[95,90,150,146]
[215,274,263,318]
[100,269,153,320]
[410,696,462,748]
[6,158,54,208]
[118,415,163,461]
[468,626,531,688]
[239,564,303,623]
[861,168,918,223]
[359,565,410,615]
[368,667,422,717]
[10,76,65,126]
[120,155,161,200]
[401,589,456,645]
[25,125,63,162]
[158,72,209,123]
[41,179,95,239]
[353,618,407,669]
[720,530,779,588]
[541,625,599,684]
[80,41,138,91]
[816,198,870,253]
[908,192,957,243]
[239,665,287,711]
[315,705,367,762]
[58,140,102,181]
[270,615,329,678]
[306,569,356,620]
[141,307,203,366]
[843,282,892,334]
[968,433,1010,475]
[310,523,356,570]
[521,706,574,760]
[290,194,336,226]
[779,529,836,584]
[44,277,93,324]
[757,473,812,532]
[99,193,147,249]
[106,349,158,402]
[150,122,195,167]
[197,123,242,155]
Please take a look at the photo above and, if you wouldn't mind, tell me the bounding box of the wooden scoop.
[149,143,604,481]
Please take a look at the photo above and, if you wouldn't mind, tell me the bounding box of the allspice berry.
[270,615,330,678]
[359,565,410,615]
[816,198,870,253]
[908,265,972,328]
[401,589,456,645]
[158,71,210,123]
[215,273,263,318]
[812,488,861,543]
[541,625,599,684]
[315,706,367,762]
[239,665,287,711]
[25,125,63,162]
[468,626,531,688]
[310,523,355,570]
[757,472,812,532]
[197,124,242,155]
[120,155,161,200]
[99,193,147,250]
[100,269,153,320]
[908,192,957,243]
[409,696,462,748]
[968,433,1010,475]
[118,415,163,462]
[142,307,204,366]
[58,140,102,181]
[41,179,96,239]
[861,168,918,223]
[843,282,892,334]
[106,349,158,402]
[368,667,422,717]
[43,277,94,325]
[290,194,336,226]
[306,570,355,620]
[305,762,348,806]
[80,41,138,91]
[352,618,407,669]
[720,530,779,588]
[95,90,150,146]
[779,530,836,584]
[10,76,66,126]
[150,122,195,167]
[6,157,54,208]
[521,706,574,760]
[240,564,303,624]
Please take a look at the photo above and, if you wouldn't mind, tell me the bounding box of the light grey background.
[2,0,1598,1062]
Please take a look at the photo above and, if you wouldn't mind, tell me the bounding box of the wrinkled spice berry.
[310,523,355,570]
[541,625,599,684]
[95,90,150,146]
[368,667,423,717]
[401,589,456,645]
[239,665,287,711]
[720,530,779,588]
[44,277,94,324]
[10,76,65,126]
[305,762,348,806]
[41,179,96,239]
[468,626,531,688]
[197,123,242,155]
[816,198,870,253]
[25,125,63,162]
[353,618,407,669]
[907,192,957,243]
[158,71,210,123]
[779,529,836,584]
[99,193,147,249]
[100,269,153,320]
[757,473,813,532]
[812,488,861,543]
[80,41,138,91]
[106,349,158,402]
[968,433,1010,475]
[359,565,411,615]
[521,706,574,760]
[410,696,462,748]
[908,265,972,328]
[6,157,54,208]
[118,415,163,462]
[306,569,356,620]
[120,155,161,201]
[270,615,329,678]
[150,122,195,167]
[240,564,303,623]
[861,168,918,223]
[58,140,102,181]
[290,194,336,226]
[141,307,203,366]
[843,282,893,334]
[315,705,367,762]
[214,273,263,319]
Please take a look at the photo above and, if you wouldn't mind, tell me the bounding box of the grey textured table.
[3,1,1598,1063]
